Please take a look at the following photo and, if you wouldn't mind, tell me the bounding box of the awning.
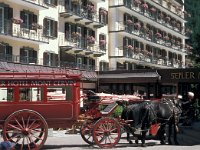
[99,71,161,83]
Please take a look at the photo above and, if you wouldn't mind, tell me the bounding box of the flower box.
[127,19,133,25]
[100,9,107,15]
[127,45,133,50]
[87,36,95,44]
[100,40,106,45]
[12,18,23,24]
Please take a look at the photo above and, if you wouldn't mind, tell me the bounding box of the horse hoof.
[129,140,133,144]
[141,143,146,147]
[135,140,139,144]
[160,141,166,145]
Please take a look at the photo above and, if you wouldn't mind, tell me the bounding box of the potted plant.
[100,40,106,46]
[127,45,133,50]
[127,19,133,25]
[87,36,95,45]
[100,9,107,15]
[12,18,23,24]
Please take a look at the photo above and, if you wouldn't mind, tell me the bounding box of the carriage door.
[0,7,4,33]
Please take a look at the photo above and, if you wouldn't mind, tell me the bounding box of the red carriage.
[0,71,81,150]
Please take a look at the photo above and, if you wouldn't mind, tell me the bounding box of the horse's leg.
[173,117,179,145]
[159,124,167,145]
[127,132,133,144]
[141,123,147,147]
[168,121,172,145]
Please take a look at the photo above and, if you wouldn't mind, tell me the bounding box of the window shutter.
[92,30,95,38]
[53,21,58,37]
[54,0,58,6]
[53,54,58,66]
[20,48,25,56]
[20,11,25,27]
[4,7,9,20]
[123,37,126,49]
[29,13,33,29]
[33,14,37,23]
[43,52,48,65]
[0,44,5,54]
[43,18,47,36]
[8,7,13,20]
[6,46,12,55]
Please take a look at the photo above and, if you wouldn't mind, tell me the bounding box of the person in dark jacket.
[181,92,195,126]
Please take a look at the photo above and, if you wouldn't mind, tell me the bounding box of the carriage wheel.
[3,109,48,150]
[80,120,95,145]
[93,118,121,148]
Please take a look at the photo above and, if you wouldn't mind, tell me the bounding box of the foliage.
[185,0,200,66]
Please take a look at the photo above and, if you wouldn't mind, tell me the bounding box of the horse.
[119,99,182,146]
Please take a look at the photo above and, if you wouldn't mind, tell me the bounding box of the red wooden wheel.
[93,117,121,148]
[80,119,95,145]
[3,109,48,150]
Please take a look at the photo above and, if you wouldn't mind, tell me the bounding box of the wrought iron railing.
[114,46,185,68]
[110,0,185,35]
[110,21,187,53]
[0,20,48,43]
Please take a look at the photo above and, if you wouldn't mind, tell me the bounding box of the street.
[42,130,200,150]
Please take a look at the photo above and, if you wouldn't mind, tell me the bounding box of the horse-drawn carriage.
[79,93,172,148]
[0,71,181,149]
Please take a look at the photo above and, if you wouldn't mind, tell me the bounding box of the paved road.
[42,131,200,150]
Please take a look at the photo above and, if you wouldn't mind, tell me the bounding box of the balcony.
[147,0,185,22]
[109,21,187,54]
[109,0,187,38]
[0,20,49,44]
[59,33,106,57]
[60,61,95,71]
[59,2,105,28]
[7,0,48,10]
[110,47,184,69]
[0,53,38,65]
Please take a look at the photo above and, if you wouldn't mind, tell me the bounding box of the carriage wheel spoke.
[26,116,31,128]
[21,116,25,128]
[28,120,37,129]
[26,137,31,150]
[8,123,21,131]
[14,117,23,129]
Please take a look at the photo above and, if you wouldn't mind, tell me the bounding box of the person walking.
[182,92,195,126]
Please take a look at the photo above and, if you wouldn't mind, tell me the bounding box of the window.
[0,4,13,34]
[99,34,106,50]
[0,7,4,33]
[43,18,57,38]
[77,57,82,68]
[43,52,58,66]
[0,88,14,102]
[0,43,12,61]
[20,47,37,64]
[99,8,108,24]
[20,10,37,29]
[44,0,58,6]
[47,86,73,101]
[19,87,43,101]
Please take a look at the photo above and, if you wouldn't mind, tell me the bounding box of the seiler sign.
[157,68,200,83]
[0,80,76,87]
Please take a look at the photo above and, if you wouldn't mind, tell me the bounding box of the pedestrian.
[181,91,195,126]
[0,141,15,150]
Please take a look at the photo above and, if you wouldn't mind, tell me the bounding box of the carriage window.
[19,87,43,101]
[0,88,14,102]
[47,86,73,101]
